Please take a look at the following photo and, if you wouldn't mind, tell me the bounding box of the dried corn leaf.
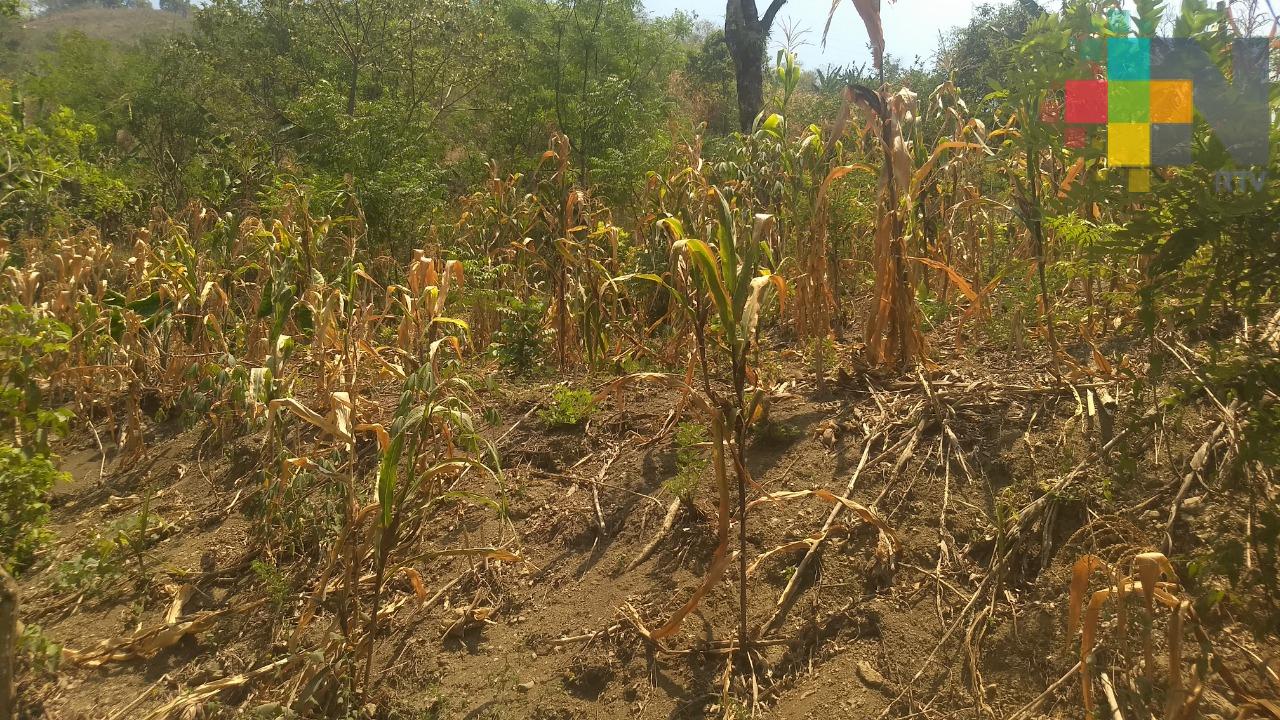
[1068,554,1106,638]
[742,272,787,339]
[910,256,979,307]
[270,397,353,444]
[399,567,428,601]
[826,0,884,72]
[755,489,897,554]
[910,141,987,193]
[423,547,523,564]
[650,549,735,641]
[1059,158,1087,198]
[330,391,353,448]
[165,583,196,625]
[138,657,291,720]
[63,603,257,667]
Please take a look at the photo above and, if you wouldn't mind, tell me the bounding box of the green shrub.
[251,559,291,611]
[539,387,595,428]
[0,96,132,237]
[494,296,549,376]
[0,444,64,572]
[20,622,62,675]
[0,303,73,454]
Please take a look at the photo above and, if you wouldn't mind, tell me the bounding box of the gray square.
[1151,123,1192,166]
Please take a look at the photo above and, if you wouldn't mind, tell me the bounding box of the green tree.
[938,0,1045,105]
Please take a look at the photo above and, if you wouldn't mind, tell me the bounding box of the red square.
[1065,126,1087,148]
[1065,80,1108,124]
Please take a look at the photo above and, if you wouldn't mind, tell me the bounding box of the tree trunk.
[725,0,786,132]
[346,60,359,116]
[0,566,17,720]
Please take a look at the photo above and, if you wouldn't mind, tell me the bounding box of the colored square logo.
[1150,80,1193,123]
[1108,123,1151,167]
[1128,168,1151,192]
[1065,126,1088,148]
[1078,36,1104,63]
[1152,123,1193,165]
[1108,38,1150,80]
[1065,80,1108,124]
[1109,81,1150,123]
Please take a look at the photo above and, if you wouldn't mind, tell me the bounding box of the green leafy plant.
[665,421,709,502]
[251,559,291,612]
[19,622,62,675]
[0,445,64,572]
[0,304,73,455]
[54,509,170,593]
[494,296,549,376]
[539,387,596,428]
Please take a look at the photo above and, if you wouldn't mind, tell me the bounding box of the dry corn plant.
[850,85,927,366]
[387,252,466,358]
[788,89,874,389]
[520,132,620,369]
[252,256,513,706]
[820,0,929,367]
[907,80,1002,338]
[1065,550,1242,720]
[629,137,720,368]
[452,163,539,348]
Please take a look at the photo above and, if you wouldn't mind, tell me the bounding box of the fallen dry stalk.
[759,436,876,638]
[138,656,293,720]
[627,497,682,572]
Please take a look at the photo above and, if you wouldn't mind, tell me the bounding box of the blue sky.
[639,1,1204,69]
[642,0,997,69]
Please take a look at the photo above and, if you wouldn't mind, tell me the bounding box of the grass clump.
[664,422,709,502]
[539,387,595,428]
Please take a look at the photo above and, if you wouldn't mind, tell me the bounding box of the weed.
[664,422,708,502]
[751,420,801,446]
[0,303,72,455]
[19,622,62,674]
[539,387,595,428]
[54,509,171,593]
[251,559,291,612]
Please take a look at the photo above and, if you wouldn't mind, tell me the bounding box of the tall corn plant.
[825,0,930,366]
[659,188,785,653]
[850,85,928,366]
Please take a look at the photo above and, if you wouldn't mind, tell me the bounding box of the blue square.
[1108,38,1150,80]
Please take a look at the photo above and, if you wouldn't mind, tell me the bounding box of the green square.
[1079,36,1104,62]
[1108,81,1149,122]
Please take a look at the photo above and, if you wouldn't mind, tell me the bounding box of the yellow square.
[1108,123,1150,167]
[1150,80,1193,123]
[1128,168,1151,192]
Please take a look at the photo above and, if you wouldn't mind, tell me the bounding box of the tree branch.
[760,0,787,32]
